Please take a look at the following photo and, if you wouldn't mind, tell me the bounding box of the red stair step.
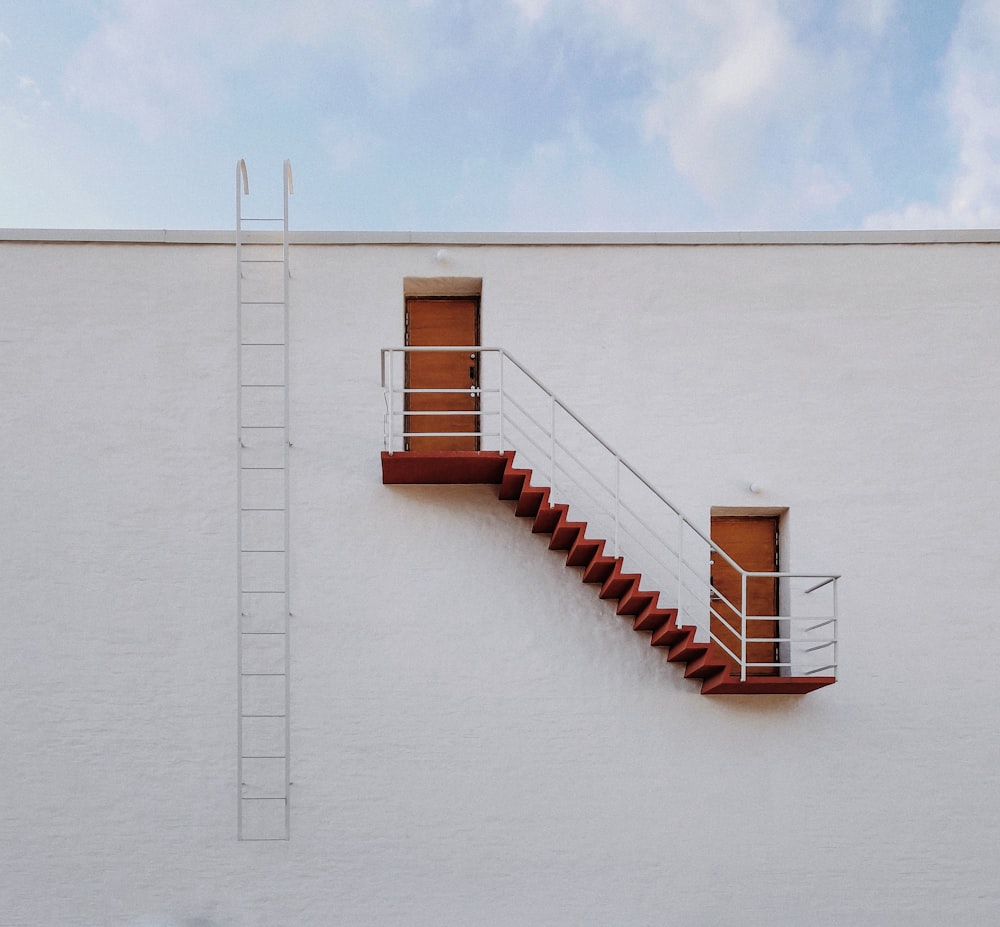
[633,605,677,633]
[683,650,729,680]
[499,467,531,500]
[617,585,657,616]
[566,535,604,568]
[532,502,566,534]
[514,485,548,517]
[600,570,641,600]
[582,555,620,584]
[550,519,586,550]
[665,630,708,663]
[649,620,689,647]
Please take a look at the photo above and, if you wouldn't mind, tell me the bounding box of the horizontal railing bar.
[398,410,483,416]
[395,388,500,395]
[398,431,500,439]
[742,571,840,580]
[385,345,497,352]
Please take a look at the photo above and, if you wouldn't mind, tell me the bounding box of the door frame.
[402,278,483,452]
[709,507,788,676]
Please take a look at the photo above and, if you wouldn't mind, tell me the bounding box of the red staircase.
[382,450,835,695]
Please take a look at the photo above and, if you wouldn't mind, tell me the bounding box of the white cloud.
[62,1,433,141]
[64,1,228,140]
[508,0,552,23]
[321,120,379,174]
[629,0,808,203]
[506,126,626,230]
[838,0,896,37]
[865,0,1000,228]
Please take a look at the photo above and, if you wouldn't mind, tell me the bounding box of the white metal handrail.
[382,346,839,681]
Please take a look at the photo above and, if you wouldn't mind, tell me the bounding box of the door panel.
[405,298,479,451]
[710,516,779,676]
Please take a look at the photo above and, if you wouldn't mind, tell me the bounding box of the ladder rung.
[241,755,287,760]
[241,672,286,677]
[241,589,286,594]
[241,300,284,306]
[241,342,286,347]
[241,259,284,264]
[240,466,286,471]
[241,216,284,222]
[242,631,287,636]
[241,383,286,388]
[241,714,287,719]
[240,508,285,512]
[240,549,287,554]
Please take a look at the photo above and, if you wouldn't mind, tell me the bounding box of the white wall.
[3,234,1000,926]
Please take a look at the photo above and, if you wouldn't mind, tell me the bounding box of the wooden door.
[405,298,480,451]
[710,516,779,676]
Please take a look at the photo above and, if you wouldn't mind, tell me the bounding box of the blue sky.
[2,0,999,231]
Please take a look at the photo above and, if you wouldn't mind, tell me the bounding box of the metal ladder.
[236,159,293,840]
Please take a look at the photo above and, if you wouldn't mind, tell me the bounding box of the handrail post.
[676,516,684,626]
[550,394,556,497]
[740,571,747,682]
[498,350,505,452]
[613,454,621,558]
[386,350,394,451]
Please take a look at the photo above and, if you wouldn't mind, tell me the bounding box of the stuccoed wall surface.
[2,235,1000,926]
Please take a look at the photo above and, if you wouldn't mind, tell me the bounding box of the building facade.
[2,227,999,925]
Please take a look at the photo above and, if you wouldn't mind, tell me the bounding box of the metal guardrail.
[382,347,838,680]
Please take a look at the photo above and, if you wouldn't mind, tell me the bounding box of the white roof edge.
[2,228,1000,245]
